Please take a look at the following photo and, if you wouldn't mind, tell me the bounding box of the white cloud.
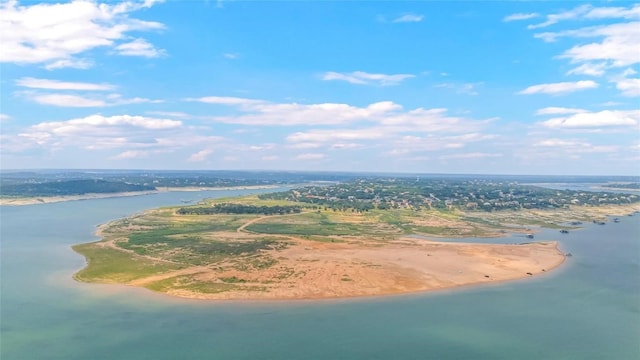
[330,143,362,150]
[23,92,162,107]
[377,108,492,133]
[30,114,182,134]
[248,144,275,151]
[434,82,481,95]
[16,77,115,91]
[187,96,266,106]
[503,13,539,22]
[287,128,387,143]
[558,22,640,67]
[322,71,415,86]
[535,107,586,115]
[534,138,619,154]
[115,38,165,57]
[535,139,587,147]
[0,114,10,121]
[539,110,640,129]
[392,14,423,23]
[44,58,93,70]
[615,78,640,97]
[113,150,151,159]
[566,63,608,77]
[223,53,240,59]
[10,113,235,159]
[528,4,593,29]
[524,4,640,97]
[261,155,279,161]
[599,101,623,107]
[187,149,213,162]
[295,153,326,160]
[205,99,401,126]
[440,153,502,160]
[518,80,598,95]
[287,142,322,149]
[15,78,161,107]
[584,4,640,20]
[146,111,190,118]
[30,94,107,107]
[0,0,166,68]
[387,133,496,156]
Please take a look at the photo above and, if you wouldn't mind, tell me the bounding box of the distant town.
[261,178,640,212]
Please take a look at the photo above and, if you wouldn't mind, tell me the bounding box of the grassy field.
[72,243,183,283]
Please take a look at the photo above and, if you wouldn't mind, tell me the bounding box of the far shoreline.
[0,185,280,206]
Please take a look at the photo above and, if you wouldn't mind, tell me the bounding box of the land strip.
[72,194,639,300]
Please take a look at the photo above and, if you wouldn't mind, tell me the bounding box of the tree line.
[177,203,303,215]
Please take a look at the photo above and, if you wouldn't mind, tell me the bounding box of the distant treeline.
[259,178,640,212]
[0,179,156,197]
[177,203,303,215]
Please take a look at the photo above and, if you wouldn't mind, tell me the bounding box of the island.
[73,178,640,300]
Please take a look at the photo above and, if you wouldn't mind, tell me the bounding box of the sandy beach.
[111,235,565,301]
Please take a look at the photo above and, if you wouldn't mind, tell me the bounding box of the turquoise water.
[1,190,639,360]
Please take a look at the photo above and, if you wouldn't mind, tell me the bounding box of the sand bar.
[147,238,565,300]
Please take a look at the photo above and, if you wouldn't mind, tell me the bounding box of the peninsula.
[72,178,640,300]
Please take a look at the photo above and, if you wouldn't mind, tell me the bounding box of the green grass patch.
[246,222,366,236]
[72,243,182,283]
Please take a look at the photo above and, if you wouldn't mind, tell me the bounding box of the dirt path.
[236,211,310,233]
[97,238,180,265]
[128,266,211,286]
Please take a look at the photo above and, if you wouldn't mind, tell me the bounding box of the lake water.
[1,189,639,360]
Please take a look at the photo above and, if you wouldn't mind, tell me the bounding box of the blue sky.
[1,1,639,175]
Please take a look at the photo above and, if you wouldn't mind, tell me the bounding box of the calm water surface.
[1,190,639,360]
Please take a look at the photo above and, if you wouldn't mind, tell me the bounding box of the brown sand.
[119,236,565,301]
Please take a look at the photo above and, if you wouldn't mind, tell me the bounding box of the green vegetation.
[1,179,155,197]
[72,243,182,283]
[260,178,640,212]
[177,203,303,215]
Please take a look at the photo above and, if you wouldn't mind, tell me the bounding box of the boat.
[560,229,569,234]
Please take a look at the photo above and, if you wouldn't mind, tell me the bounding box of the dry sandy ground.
[127,237,565,301]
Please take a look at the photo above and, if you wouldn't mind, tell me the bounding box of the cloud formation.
[539,110,639,129]
[0,0,165,68]
[518,80,598,95]
[16,77,115,91]
[503,13,539,22]
[322,71,414,86]
[392,14,424,23]
[15,77,161,107]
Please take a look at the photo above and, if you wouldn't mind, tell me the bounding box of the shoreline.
[159,243,567,302]
[74,244,566,304]
[68,197,637,302]
[0,185,279,206]
[75,228,567,301]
